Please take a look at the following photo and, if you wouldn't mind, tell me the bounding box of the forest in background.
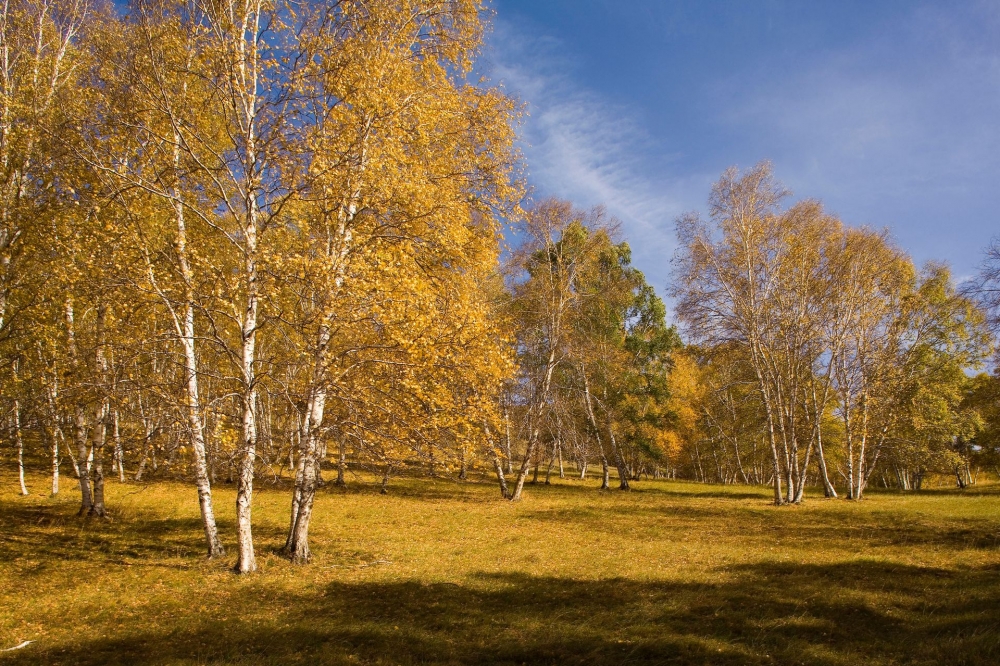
[2,0,1000,574]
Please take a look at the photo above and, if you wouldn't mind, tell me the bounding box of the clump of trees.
[670,163,996,503]
[0,0,680,572]
[500,201,679,500]
[0,0,524,570]
[2,1,998,571]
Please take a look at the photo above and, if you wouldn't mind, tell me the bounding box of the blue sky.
[483,0,1000,305]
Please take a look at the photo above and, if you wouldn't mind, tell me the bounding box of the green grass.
[1,469,998,665]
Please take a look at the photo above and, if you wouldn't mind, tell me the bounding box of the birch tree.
[673,163,818,504]
[505,202,601,500]
[269,0,517,561]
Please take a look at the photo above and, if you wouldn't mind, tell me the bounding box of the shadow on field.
[6,560,999,666]
[0,501,276,565]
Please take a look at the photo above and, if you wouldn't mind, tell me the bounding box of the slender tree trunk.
[287,411,306,539]
[853,398,871,500]
[380,464,391,494]
[732,436,749,485]
[509,436,537,501]
[235,382,257,573]
[510,339,560,501]
[285,108,363,534]
[66,298,93,514]
[810,383,837,497]
[502,398,513,474]
[45,384,61,494]
[135,417,153,482]
[14,401,27,496]
[233,189,260,573]
[89,401,108,517]
[172,182,225,557]
[63,430,80,480]
[510,404,550,500]
[491,449,509,498]
[212,0,268,574]
[89,305,109,518]
[580,370,610,490]
[792,440,815,504]
[286,386,326,563]
[335,436,346,486]
[815,433,837,498]
[112,409,124,483]
[765,415,783,503]
[50,423,60,495]
[544,439,556,484]
[608,424,630,491]
[846,434,856,499]
[751,344,784,505]
[693,443,704,482]
[784,434,795,504]
[485,420,508,498]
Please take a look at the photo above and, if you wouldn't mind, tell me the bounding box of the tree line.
[2,0,998,572]
[669,163,999,502]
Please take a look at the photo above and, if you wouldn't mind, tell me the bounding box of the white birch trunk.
[168,118,226,557]
[50,427,59,495]
[45,382,61,494]
[608,422,630,491]
[235,269,259,572]
[15,400,27,495]
[65,297,93,514]
[335,436,346,486]
[112,409,124,482]
[581,371,611,491]
[286,385,326,563]
[509,348,557,501]
[89,305,108,518]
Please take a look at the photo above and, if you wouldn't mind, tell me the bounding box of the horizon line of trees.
[2,0,999,572]
[668,162,999,503]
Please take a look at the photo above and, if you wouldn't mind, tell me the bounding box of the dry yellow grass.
[1,469,998,665]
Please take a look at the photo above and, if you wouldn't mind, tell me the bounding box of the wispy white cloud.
[483,2,1000,299]
[483,18,706,299]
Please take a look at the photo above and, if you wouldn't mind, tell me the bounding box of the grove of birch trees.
[2,0,999,570]
[670,163,996,503]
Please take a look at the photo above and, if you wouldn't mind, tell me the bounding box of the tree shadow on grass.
[5,559,999,666]
[0,501,283,567]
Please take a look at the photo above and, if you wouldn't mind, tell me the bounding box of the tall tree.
[506,202,603,500]
[673,163,829,504]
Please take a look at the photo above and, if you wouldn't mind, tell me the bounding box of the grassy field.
[0,469,998,665]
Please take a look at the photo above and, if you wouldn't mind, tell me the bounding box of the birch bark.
[65,297,92,514]
[89,304,108,518]
[14,399,26,495]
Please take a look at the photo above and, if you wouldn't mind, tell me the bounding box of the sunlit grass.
[1,469,998,665]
